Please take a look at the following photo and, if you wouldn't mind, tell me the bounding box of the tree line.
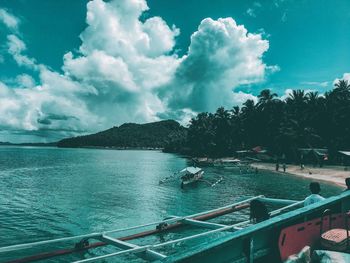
[186,79,350,160]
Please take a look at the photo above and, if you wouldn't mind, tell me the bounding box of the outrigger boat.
[1,192,350,263]
[179,166,204,187]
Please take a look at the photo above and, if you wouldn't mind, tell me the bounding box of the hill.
[57,120,187,149]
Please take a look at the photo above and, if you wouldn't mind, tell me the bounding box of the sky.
[0,0,349,142]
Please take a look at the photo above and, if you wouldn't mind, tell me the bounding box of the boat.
[1,192,350,263]
[213,158,242,166]
[179,166,204,187]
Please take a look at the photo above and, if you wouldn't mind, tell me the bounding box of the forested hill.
[57,120,187,149]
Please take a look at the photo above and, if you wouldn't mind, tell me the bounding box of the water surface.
[0,147,341,262]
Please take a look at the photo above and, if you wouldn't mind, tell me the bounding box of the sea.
[0,146,341,262]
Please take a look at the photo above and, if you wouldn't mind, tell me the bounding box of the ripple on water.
[0,147,342,261]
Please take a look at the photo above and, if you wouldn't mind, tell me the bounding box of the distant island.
[0,141,57,147]
[57,120,187,151]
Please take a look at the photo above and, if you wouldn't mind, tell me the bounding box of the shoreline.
[250,162,349,188]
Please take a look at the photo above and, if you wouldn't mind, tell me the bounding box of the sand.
[250,162,350,188]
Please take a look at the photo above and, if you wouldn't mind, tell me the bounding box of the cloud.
[333,73,350,86]
[0,0,275,141]
[7,34,37,69]
[62,0,180,128]
[15,74,36,88]
[160,17,269,115]
[274,0,286,8]
[280,88,318,101]
[0,70,96,134]
[246,2,262,17]
[281,12,287,22]
[0,9,19,30]
[266,65,280,73]
[246,8,256,17]
[301,81,329,88]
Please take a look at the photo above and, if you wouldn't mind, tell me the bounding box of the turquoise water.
[0,147,342,262]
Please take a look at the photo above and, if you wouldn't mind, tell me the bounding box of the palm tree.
[286,90,307,105]
[331,79,350,101]
[306,91,319,102]
[213,107,233,156]
[185,82,350,159]
[334,79,350,92]
[242,99,256,114]
[231,106,240,117]
[257,89,278,106]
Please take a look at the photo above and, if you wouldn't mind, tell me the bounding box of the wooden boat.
[179,167,204,187]
[165,191,350,263]
[1,192,350,263]
[213,158,241,166]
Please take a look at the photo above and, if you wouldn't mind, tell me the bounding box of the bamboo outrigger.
[0,195,300,263]
[1,192,350,263]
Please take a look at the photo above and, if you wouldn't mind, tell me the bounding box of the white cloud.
[280,88,318,101]
[281,12,287,22]
[62,0,180,128]
[232,91,258,105]
[246,2,262,17]
[7,34,37,69]
[160,17,269,114]
[0,9,19,30]
[246,8,256,17]
[301,81,329,88]
[334,73,350,86]
[266,65,280,73]
[15,74,36,88]
[0,0,276,141]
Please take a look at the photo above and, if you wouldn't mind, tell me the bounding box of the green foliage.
[58,80,350,160]
[57,120,187,149]
[187,80,350,159]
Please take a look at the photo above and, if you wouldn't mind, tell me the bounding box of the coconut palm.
[257,89,278,106]
[185,81,350,160]
[334,79,350,91]
[242,99,256,114]
[286,90,307,105]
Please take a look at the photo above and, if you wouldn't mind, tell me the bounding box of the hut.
[298,148,328,167]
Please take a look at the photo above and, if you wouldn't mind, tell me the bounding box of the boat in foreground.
[1,192,350,262]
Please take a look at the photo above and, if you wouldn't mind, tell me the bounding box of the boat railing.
[74,199,304,263]
[0,195,303,263]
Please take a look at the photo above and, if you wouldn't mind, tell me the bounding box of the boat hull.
[160,191,350,263]
[181,171,204,185]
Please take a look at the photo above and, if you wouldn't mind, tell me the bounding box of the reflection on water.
[0,146,341,262]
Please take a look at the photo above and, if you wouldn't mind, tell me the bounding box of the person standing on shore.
[282,163,286,172]
[304,182,325,206]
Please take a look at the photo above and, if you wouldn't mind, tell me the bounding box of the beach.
[250,162,350,188]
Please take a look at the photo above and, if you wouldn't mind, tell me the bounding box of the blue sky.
[0,0,349,142]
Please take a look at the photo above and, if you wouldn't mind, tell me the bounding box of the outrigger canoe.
[1,192,350,262]
[179,166,204,187]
